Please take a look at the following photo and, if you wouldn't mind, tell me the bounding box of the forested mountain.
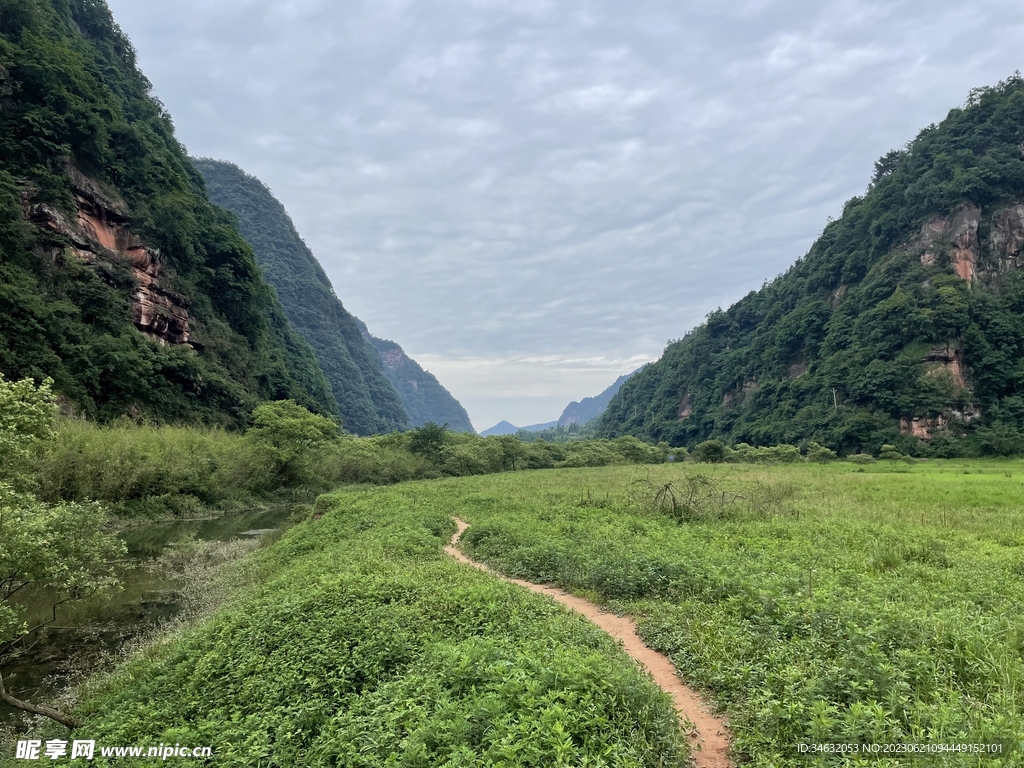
[195,159,411,435]
[558,371,635,427]
[600,75,1024,456]
[355,320,475,432]
[0,0,336,425]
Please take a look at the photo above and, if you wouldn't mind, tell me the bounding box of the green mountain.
[0,0,336,426]
[600,75,1024,457]
[356,320,475,433]
[558,371,636,427]
[194,159,418,435]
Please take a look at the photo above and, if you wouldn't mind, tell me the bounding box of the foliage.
[600,74,1024,457]
[194,159,414,435]
[73,488,685,766]
[692,439,727,463]
[28,410,668,517]
[0,373,123,728]
[0,0,335,426]
[805,441,838,463]
[245,400,339,486]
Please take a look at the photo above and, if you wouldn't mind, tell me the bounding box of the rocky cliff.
[600,75,1024,456]
[359,325,475,433]
[0,0,336,424]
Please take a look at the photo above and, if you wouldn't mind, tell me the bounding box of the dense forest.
[601,75,1024,457]
[195,159,413,435]
[0,0,336,425]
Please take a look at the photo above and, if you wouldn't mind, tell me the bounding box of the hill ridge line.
[444,518,734,768]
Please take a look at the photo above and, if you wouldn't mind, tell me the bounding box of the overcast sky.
[106,0,1024,431]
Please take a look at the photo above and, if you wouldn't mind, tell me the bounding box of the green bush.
[692,439,727,463]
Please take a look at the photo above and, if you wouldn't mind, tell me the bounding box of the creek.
[1,505,298,726]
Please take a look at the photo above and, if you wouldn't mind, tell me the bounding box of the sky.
[105,0,1024,432]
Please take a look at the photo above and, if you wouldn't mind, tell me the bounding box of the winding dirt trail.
[445,518,733,768]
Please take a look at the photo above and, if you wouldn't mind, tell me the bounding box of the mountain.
[0,0,335,426]
[194,159,410,435]
[600,75,1024,456]
[557,371,636,427]
[480,420,558,436]
[354,320,474,432]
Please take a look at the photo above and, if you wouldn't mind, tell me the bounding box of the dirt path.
[445,518,733,768]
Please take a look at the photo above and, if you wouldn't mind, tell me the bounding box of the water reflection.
[1,506,297,726]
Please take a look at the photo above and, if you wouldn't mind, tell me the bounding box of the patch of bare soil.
[445,518,734,768]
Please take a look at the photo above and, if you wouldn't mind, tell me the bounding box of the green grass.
[71,489,684,766]
[63,459,1024,765]
[439,460,1024,766]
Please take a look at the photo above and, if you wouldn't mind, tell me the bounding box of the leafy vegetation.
[30,414,668,517]
[0,374,122,728]
[439,462,1024,766]
[0,0,335,426]
[194,159,416,435]
[601,75,1024,457]
[72,488,685,766]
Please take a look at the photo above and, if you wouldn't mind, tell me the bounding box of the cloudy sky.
[106,0,1024,431]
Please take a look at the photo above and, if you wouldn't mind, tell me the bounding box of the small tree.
[246,400,340,486]
[878,444,904,462]
[407,422,451,466]
[0,375,124,729]
[805,441,837,464]
[692,439,727,463]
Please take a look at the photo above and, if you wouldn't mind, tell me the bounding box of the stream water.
[1,506,298,727]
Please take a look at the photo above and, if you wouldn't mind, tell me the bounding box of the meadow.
[67,490,684,767]
[25,458,1024,766]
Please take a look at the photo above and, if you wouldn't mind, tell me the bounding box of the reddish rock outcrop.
[900,406,980,440]
[916,205,981,283]
[922,343,967,389]
[25,175,191,346]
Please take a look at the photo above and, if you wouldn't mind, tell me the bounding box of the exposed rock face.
[722,379,757,407]
[898,342,978,439]
[985,203,1024,279]
[916,205,981,283]
[922,343,967,389]
[26,175,191,346]
[678,392,692,419]
[900,406,981,440]
[913,202,1024,286]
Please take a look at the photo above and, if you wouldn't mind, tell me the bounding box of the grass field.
[56,459,1024,766]
[446,460,1024,766]
[67,488,684,767]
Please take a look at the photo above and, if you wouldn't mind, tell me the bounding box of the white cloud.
[107,0,1024,428]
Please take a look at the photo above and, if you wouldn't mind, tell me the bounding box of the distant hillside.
[195,159,410,435]
[0,0,335,425]
[480,420,557,437]
[558,372,636,427]
[354,320,474,432]
[600,75,1024,456]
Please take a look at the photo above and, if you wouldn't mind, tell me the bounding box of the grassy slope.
[74,489,684,766]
